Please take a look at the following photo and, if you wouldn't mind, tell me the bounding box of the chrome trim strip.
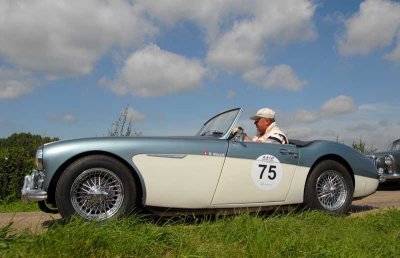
[147,154,187,159]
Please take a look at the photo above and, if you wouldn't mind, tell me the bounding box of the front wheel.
[55,155,137,221]
[304,160,354,215]
[38,200,59,214]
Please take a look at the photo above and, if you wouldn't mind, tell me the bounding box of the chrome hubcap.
[316,170,347,211]
[71,168,124,220]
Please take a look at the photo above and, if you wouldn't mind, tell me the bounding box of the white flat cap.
[250,107,275,120]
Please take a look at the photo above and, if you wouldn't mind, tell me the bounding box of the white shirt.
[252,122,288,144]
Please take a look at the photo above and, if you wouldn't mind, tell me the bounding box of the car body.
[22,108,379,220]
[367,139,400,182]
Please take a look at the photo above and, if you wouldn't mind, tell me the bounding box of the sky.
[0,0,399,151]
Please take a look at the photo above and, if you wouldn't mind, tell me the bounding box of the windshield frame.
[196,108,242,139]
[389,139,400,151]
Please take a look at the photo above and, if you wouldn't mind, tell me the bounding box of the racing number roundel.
[251,154,282,190]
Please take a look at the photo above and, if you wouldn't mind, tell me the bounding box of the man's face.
[254,117,270,134]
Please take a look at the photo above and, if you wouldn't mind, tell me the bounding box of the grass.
[0,201,39,213]
[1,209,399,257]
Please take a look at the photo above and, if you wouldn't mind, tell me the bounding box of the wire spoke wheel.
[316,170,348,211]
[71,168,124,220]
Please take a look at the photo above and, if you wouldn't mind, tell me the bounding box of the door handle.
[280,149,298,158]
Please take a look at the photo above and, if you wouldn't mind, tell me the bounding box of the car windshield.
[389,139,400,151]
[197,108,241,139]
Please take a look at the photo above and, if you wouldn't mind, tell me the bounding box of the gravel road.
[1,186,399,234]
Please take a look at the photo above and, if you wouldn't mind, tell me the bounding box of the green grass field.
[1,209,399,257]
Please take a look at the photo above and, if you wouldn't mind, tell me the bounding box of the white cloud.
[0,0,157,76]
[345,123,373,132]
[140,0,315,90]
[242,67,268,83]
[101,44,207,97]
[206,0,316,72]
[385,44,400,63]
[126,107,147,121]
[46,113,76,124]
[262,65,307,91]
[0,68,37,99]
[280,95,357,128]
[207,19,265,72]
[338,0,400,62]
[0,0,317,98]
[136,0,247,40]
[243,65,307,91]
[320,95,356,116]
[286,127,319,140]
[282,101,400,150]
[293,109,319,123]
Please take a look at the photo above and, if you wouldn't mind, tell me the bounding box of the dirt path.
[1,188,400,234]
[0,212,61,234]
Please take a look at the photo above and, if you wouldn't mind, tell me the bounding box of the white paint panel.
[284,166,310,204]
[133,154,225,208]
[353,175,379,198]
[212,157,297,205]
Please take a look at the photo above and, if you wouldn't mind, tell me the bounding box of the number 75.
[258,164,277,180]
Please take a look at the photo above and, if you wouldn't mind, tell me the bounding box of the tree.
[352,137,378,154]
[108,106,141,136]
[0,133,59,157]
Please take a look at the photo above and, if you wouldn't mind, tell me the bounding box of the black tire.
[38,200,59,214]
[55,155,137,221]
[304,160,354,215]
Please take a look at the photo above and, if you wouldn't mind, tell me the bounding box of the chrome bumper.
[21,170,47,202]
[379,173,400,182]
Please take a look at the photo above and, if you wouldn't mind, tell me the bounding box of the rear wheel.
[304,160,354,215]
[55,155,137,221]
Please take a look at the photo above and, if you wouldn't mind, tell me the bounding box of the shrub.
[0,133,59,203]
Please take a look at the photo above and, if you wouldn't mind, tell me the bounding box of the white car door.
[211,141,299,206]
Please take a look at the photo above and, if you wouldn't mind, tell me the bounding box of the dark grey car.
[368,139,400,182]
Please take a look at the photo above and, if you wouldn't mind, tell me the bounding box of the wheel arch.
[307,154,355,188]
[47,151,145,208]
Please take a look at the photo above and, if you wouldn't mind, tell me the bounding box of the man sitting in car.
[243,107,288,144]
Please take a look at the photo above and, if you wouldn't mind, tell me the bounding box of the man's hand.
[231,126,243,136]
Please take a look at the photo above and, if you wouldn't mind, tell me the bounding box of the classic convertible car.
[22,108,379,220]
[368,139,400,183]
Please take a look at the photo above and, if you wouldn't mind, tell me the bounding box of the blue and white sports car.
[22,108,379,220]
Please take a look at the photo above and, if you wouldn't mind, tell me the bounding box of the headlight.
[35,146,44,170]
[384,155,394,166]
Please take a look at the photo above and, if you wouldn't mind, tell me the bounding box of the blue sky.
[0,0,399,150]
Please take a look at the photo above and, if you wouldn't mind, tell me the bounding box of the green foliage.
[1,210,400,257]
[352,137,378,154]
[0,147,33,202]
[0,133,59,157]
[0,133,59,202]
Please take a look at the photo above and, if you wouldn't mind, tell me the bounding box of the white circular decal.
[251,154,282,190]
